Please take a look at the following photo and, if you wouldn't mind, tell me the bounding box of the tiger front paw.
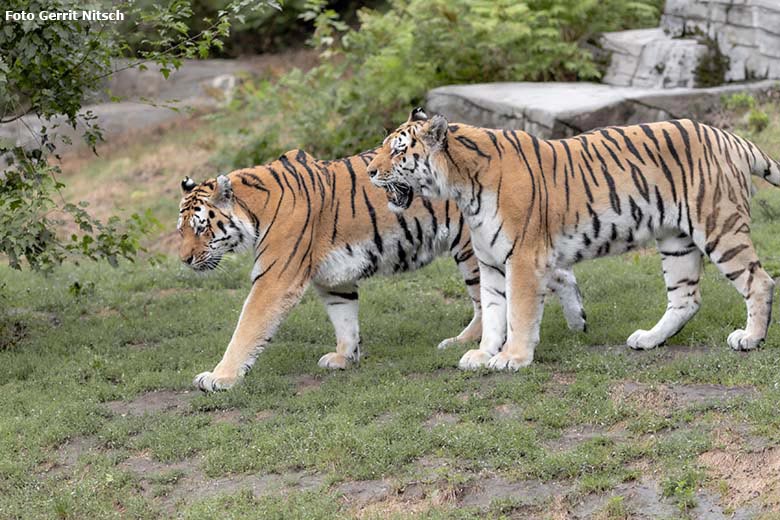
[458,349,492,370]
[727,329,763,351]
[487,351,532,371]
[318,352,351,370]
[626,329,662,350]
[193,371,239,393]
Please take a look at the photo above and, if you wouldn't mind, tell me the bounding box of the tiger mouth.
[188,255,222,272]
[386,182,414,210]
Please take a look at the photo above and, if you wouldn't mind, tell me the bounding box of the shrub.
[228,0,663,163]
[123,0,386,56]
[0,0,275,271]
[748,108,770,133]
[722,92,756,111]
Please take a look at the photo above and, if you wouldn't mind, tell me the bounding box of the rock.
[426,80,779,139]
[602,29,708,88]
[660,0,780,83]
[603,0,780,87]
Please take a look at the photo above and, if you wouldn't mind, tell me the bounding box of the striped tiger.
[177,148,586,391]
[368,108,780,371]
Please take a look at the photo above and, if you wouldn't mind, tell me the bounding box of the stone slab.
[426,80,780,139]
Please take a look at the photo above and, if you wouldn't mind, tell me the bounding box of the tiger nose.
[367,168,378,179]
[182,254,194,265]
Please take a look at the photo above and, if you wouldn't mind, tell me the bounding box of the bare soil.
[104,390,197,417]
[612,381,755,416]
[46,382,774,516]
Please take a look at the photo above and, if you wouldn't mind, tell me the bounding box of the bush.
[229,0,663,163]
[122,0,387,56]
[748,108,770,133]
[0,0,275,272]
[722,92,756,111]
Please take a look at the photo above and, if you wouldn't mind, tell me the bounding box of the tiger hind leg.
[315,283,361,369]
[628,233,703,350]
[547,267,587,332]
[704,233,775,350]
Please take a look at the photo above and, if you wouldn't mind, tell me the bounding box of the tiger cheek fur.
[374,115,780,371]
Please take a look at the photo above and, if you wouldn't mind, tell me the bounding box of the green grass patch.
[2,97,780,518]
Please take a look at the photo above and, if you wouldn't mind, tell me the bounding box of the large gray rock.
[426,80,779,139]
[603,0,780,87]
[602,28,708,88]
[661,0,780,82]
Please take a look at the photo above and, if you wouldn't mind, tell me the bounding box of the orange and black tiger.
[177,148,586,391]
[369,108,780,371]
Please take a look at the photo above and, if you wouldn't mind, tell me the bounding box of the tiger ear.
[422,115,448,147]
[211,175,233,208]
[181,177,196,194]
[408,106,428,122]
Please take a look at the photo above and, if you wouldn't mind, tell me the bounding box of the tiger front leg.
[487,255,548,371]
[194,278,308,392]
[458,260,506,370]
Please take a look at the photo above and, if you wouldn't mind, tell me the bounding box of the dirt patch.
[572,476,758,519]
[423,413,460,429]
[651,343,714,360]
[587,343,714,361]
[710,418,770,453]
[459,475,571,510]
[44,436,101,475]
[337,479,393,506]
[544,423,627,452]
[612,382,755,416]
[572,478,677,519]
[293,374,322,395]
[352,497,432,519]
[208,409,244,425]
[104,390,197,417]
[254,410,275,422]
[410,456,454,481]
[699,447,780,512]
[114,449,325,511]
[493,403,523,420]
[550,372,577,386]
[156,467,324,511]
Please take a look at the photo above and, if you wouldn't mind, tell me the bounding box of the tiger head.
[368,107,451,211]
[177,175,254,271]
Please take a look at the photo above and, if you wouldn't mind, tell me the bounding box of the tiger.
[177,148,587,391]
[367,108,780,372]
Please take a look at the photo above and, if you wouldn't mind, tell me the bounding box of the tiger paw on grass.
[177,148,588,392]
[368,109,780,371]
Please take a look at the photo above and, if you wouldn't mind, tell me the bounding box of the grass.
[2,96,780,518]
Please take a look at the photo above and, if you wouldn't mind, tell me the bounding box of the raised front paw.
[487,352,532,371]
[626,329,662,350]
[727,329,763,351]
[193,371,239,393]
[318,352,352,370]
[458,349,492,370]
